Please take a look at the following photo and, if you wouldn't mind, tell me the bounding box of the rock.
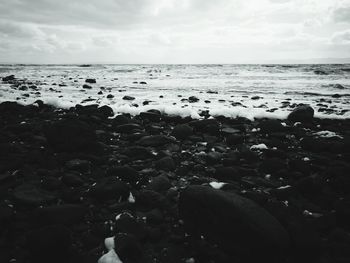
[115,123,143,133]
[83,84,92,89]
[171,124,193,140]
[189,119,220,134]
[140,111,161,122]
[251,96,260,100]
[13,184,56,206]
[288,105,314,123]
[65,159,91,173]
[44,119,97,152]
[314,70,327,75]
[107,94,114,99]
[226,134,244,145]
[27,225,72,263]
[179,186,289,261]
[259,158,286,174]
[90,178,130,202]
[334,84,345,89]
[259,119,284,133]
[140,81,147,85]
[147,175,172,192]
[115,233,143,262]
[61,173,84,187]
[155,156,176,171]
[85,78,96,83]
[123,146,154,160]
[332,94,342,98]
[106,166,140,185]
[122,96,135,101]
[98,105,114,117]
[137,135,175,147]
[2,75,15,81]
[188,96,199,103]
[116,213,147,240]
[213,166,241,181]
[33,204,87,226]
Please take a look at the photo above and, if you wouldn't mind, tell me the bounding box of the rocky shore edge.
[0,100,349,263]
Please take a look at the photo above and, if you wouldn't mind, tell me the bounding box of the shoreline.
[1,100,349,262]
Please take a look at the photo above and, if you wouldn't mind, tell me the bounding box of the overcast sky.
[0,0,350,63]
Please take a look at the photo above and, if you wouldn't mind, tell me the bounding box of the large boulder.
[171,124,193,140]
[44,119,97,152]
[179,186,290,262]
[287,105,314,123]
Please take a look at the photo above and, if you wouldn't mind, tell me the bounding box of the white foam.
[98,249,123,263]
[250,144,268,151]
[209,182,226,189]
[313,130,343,139]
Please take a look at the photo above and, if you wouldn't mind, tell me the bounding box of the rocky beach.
[0,73,350,263]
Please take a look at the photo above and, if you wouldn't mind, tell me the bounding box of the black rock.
[116,213,147,240]
[226,134,244,145]
[288,105,314,123]
[179,186,289,262]
[106,166,140,185]
[89,177,129,201]
[61,173,84,187]
[147,175,172,192]
[259,119,284,133]
[98,105,114,117]
[140,111,161,122]
[2,75,15,81]
[123,146,154,160]
[107,94,114,99]
[115,123,143,133]
[123,96,135,101]
[137,135,175,147]
[213,166,241,181]
[44,119,97,152]
[83,84,92,89]
[171,124,193,140]
[154,156,176,171]
[65,159,91,173]
[27,225,72,263]
[13,184,56,206]
[259,158,286,174]
[334,84,345,89]
[188,96,199,103]
[85,78,96,83]
[115,233,143,262]
[33,204,87,226]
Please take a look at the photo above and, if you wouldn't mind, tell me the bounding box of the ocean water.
[0,64,349,119]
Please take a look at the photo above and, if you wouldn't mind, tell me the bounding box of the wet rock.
[83,84,92,89]
[147,175,172,192]
[140,111,161,122]
[27,225,72,263]
[213,166,241,181]
[123,96,135,101]
[259,158,286,174]
[226,134,244,145]
[116,213,147,240]
[259,119,284,133]
[13,184,56,206]
[179,186,290,262]
[65,159,91,173]
[44,119,97,152]
[188,96,199,103]
[85,78,96,83]
[115,233,143,262]
[2,75,15,81]
[155,156,176,171]
[107,94,114,99]
[33,204,87,226]
[98,105,114,117]
[137,135,175,147]
[171,124,193,140]
[61,173,84,187]
[288,105,314,123]
[123,146,154,160]
[106,166,139,185]
[90,178,129,202]
[115,123,143,133]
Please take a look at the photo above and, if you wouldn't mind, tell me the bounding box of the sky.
[0,0,350,64]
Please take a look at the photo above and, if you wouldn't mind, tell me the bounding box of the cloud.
[0,0,349,63]
[332,30,350,44]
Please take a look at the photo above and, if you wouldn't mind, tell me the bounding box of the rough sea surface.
[0,64,349,119]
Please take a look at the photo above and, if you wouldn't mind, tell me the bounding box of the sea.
[0,64,349,119]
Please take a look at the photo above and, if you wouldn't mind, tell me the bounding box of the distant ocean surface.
[0,64,349,119]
